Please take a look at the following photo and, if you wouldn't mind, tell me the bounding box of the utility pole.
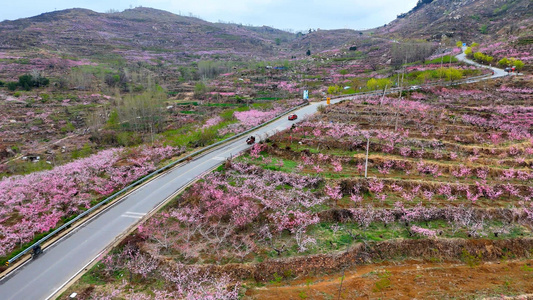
[440,43,444,81]
[365,137,370,178]
[380,84,388,106]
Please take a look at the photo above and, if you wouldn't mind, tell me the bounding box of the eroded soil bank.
[190,238,533,282]
[245,259,533,299]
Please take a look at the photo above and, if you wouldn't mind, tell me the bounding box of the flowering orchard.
[0,144,183,257]
[217,102,301,136]
[63,76,533,298]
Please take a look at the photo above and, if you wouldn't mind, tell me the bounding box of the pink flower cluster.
[410,225,437,238]
[498,86,533,94]
[141,162,325,257]
[219,107,285,136]
[0,145,183,256]
[201,116,223,129]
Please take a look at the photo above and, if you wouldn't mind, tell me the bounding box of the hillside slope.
[0,7,366,63]
[0,7,297,61]
[377,0,532,43]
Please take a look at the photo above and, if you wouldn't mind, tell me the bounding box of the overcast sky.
[1,0,418,32]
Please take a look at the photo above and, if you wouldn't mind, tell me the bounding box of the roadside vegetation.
[0,9,530,297]
[60,74,533,299]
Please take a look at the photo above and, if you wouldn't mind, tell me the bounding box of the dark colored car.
[288,114,298,121]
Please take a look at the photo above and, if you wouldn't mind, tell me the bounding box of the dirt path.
[246,259,533,299]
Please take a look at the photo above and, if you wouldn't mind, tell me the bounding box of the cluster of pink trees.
[201,116,223,129]
[498,86,533,94]
[99,244,239,299]
[0,145,184,256]
[296,151,345,175]
[139,161,325,260]
[335,175,531,206]
[461,114,531,141]
[478,41,531,63]
[234,108,284,127]
[218,103,296,136]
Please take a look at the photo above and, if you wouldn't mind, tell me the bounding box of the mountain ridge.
[0,7,366,62]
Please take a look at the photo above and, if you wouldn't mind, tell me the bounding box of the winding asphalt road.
[0,99,341,300]
[457,45,509,79]
[0,47,511,299]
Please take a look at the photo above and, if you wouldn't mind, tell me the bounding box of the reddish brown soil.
[245,260,533,299]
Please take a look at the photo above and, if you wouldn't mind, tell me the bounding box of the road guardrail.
[6,101,309,267]
[328,73,492,100]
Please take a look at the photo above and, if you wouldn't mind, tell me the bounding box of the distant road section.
[456,46,508,78]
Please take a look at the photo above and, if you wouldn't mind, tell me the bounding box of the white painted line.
[121,212,146,219]
[211,156,226,161]
[125,212,145,216]
[121,215,143,219]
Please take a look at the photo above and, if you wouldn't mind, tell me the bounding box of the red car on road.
[288,114,298,121]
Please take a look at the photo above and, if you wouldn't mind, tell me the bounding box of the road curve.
[0,45,509,300]
[456,46,508,79]
[0,99,343,300]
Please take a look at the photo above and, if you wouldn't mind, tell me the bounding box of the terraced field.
[61,77,533,299]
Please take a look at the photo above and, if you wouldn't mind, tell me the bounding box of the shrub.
[60,122,76,133]
[7,82,18,91]
[473,52,493,64]
[90,130,119,145]
[104,74,120,87]
[499,57,525,70]
[195,127,218,146]
[445,67,463,81]
[40,93,51,103]
[514,59,525,70]
[117,132,142,147]
[498,57,510,67]
[10,73,51,91]
[366,78,392,91]
[105,110,120,130]
[327,85,341,95]
[479,24,488,34]
[18,74,33,89]
[194,82,207,98]
[461,249,483,267]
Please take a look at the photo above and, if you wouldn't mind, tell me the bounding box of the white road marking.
[125,211,145,216]
[121,212,145,219]
[211,156,226,161]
